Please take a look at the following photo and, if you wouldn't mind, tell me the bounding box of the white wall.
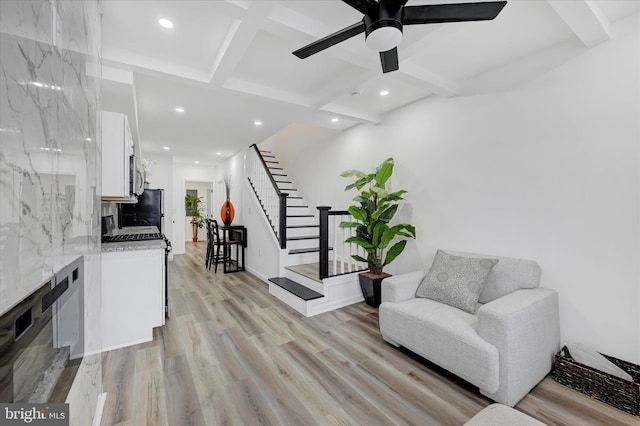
[217,150,282,281]
[268,17,640,363]
[172,162,217,254]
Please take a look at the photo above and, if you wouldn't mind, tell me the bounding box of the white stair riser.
[284,269,324,294]
[286,238,320,250]
[285,227,319,238]
[287,206,311,215]
[286,216,316,227]
[268,275,363,318]
[286,198,306,207]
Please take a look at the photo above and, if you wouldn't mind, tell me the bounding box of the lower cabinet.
[101,248,164,351]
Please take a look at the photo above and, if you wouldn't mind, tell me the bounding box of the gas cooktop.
[102,232,163,243]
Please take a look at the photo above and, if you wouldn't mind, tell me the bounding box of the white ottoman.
[465,404,547,426]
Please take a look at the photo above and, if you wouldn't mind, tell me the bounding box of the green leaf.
[341,170,363,178]
[353,196,374,215]
[339,221,360,229]
[379,227,395,249]
[348,206,367,222]
[375,161,394,188]
[351,254,368,263]
[345,176,371,191]
[377,204,399,223]
[379,190,407,204]
[383,240,407,266]
[345,236,375,250]
[372,222,387,247]
[370,187,389,199]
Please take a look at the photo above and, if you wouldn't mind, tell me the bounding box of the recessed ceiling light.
[158,18,174,29]
[216,152,222,156]
[379,90,390,96]
[175,107,184,113]
[33,82,43,87]
[254,120,262,126]
[85,137,92,142]
[163,146,170,150]
[194,160,199,164]
[331,117,339,123]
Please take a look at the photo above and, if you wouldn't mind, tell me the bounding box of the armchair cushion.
[415,250,498,314]
[445,250,542,303]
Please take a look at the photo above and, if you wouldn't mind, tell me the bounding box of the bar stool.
[210,219,241,273]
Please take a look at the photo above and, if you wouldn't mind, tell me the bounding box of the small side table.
[222,224,246,273]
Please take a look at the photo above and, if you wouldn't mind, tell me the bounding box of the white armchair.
[379,250,560,407]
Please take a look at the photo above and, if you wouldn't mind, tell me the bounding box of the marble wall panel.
[0,1,102,424]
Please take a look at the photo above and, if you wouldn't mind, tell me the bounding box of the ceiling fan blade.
[380,0,409,9]
[342,0,379,15]
[403,1,507,25]
[293,21,365,59]
[380,47,399,73]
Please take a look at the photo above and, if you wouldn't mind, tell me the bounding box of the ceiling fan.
[293,0,507,73]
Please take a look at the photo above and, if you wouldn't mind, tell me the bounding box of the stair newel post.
[278,193,288,249]
[317,206,331,280]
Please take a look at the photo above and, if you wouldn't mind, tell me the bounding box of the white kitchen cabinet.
[100,110,134,200]
[101,248,165,351]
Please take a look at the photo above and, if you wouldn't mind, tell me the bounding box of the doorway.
[185,180,213,242]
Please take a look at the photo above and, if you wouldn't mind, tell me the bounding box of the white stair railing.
[318,207,367,279]
[247,145,287,248]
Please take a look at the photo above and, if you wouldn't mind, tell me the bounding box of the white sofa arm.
[381,271,426,304]
[477,288,560,406]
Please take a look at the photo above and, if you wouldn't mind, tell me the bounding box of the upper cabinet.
[100,110,141,201]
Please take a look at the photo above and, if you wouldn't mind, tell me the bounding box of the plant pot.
[192,223,198,243]
[359,272,391,308]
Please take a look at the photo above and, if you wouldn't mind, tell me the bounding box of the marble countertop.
[101,226,167,253]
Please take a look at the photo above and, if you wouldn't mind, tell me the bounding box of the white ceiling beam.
[223,77,311,107]
[320,104,381,125]
[394,61,460,97]
[547,0,611,47]
[207,1,275,87]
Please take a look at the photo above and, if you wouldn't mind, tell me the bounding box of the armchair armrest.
[381,271,426,304]
[477,288,560,406]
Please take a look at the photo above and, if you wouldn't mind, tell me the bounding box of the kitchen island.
[101,226,166,351]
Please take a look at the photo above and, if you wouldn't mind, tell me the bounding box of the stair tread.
[287,235,319,241]
[268,167,283,170]
[268,277,323,301]
[287,214,314,218]
[287,205,309,208]
[287,225,319,228]
[288,247,333,254]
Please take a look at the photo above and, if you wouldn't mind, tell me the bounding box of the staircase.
[247,146,364,316]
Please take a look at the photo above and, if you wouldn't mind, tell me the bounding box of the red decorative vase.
[221,199,235,225]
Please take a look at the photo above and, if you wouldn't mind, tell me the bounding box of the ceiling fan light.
[365,26,402,52]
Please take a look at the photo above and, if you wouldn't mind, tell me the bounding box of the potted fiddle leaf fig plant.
[185,194,205,242]
[339,157,416,307]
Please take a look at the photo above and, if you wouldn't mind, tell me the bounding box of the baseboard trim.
[92,392,107,426]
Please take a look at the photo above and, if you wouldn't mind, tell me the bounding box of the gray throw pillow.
[415,250,499,314]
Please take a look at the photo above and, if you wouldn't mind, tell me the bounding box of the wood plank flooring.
[101,243,638,425]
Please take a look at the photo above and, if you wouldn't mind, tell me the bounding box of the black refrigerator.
[119,188,164,232]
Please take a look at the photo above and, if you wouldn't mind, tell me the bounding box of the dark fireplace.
[0,257,84,403]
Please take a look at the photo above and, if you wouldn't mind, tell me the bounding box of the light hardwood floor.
[101,243,638,425]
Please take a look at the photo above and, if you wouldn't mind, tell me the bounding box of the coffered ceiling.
[100,0,640,165]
